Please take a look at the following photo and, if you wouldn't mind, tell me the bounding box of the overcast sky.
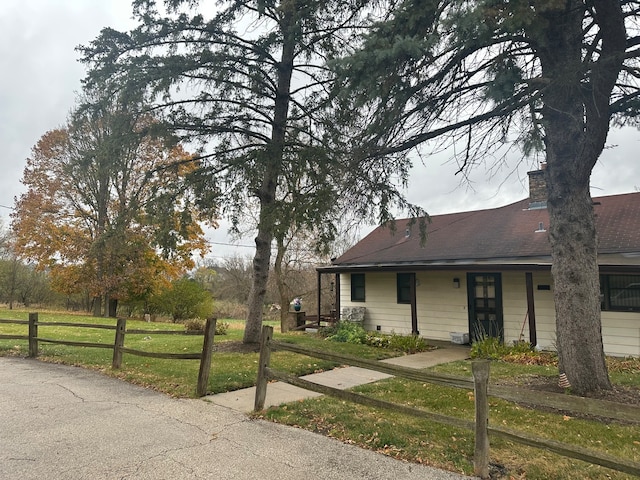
[2,1,639,261]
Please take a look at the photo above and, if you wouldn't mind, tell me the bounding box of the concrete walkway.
[205,344,469,412]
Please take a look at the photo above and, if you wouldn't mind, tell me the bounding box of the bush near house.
[322,321,432,354]
[470,336,538,360]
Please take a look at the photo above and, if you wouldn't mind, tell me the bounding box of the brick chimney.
[527,163,547,209]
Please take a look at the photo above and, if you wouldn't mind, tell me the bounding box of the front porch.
[281,309,338,332]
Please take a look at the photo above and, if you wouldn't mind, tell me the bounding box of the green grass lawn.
[262,358,640,480]
[1,308,638,479]
[0,308,395,397]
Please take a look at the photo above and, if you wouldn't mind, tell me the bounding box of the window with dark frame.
[600,274,640,311]
[351,273,366,302]
[397,273,412,304]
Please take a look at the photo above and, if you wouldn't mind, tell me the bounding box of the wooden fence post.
[473,359,491,479]
[28,312,38,358]
[196,317,217,397]
[112,318,127,369]
[254,325,273,411]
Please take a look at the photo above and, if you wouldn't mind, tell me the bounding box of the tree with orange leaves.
[12,94,217,316]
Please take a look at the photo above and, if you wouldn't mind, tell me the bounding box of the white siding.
[601,312,640,357]
[415,272,468,341]
[341,272,413,334]
[501,271,556,350]
[339,270,639,357]
[340,271,469,339]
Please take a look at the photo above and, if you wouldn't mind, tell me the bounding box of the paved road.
[0,357,475,480]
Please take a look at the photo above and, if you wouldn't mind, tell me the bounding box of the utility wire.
[207,240,255,249]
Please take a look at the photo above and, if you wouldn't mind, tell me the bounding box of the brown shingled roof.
[334,192,640,266]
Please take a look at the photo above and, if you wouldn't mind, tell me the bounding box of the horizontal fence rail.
[0,318,30,341]
[0,318,30,325]
[125,329,194,335]
[255,325,640,479]
[270,339,640,425]
[0,313,217,397]
[118,348,203,360]
[35,338,115,349]
[35,321,117,330]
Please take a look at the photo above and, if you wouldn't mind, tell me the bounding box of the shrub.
[149,278,213,322]
[510,340,534,354]
[326,321,367,344]
[470,322,511,360]
[470,335,509,360]
[326,324,432,354]
[183,318,229,335]
[386,333,430,354]
[364,332,431,353]
[320,322,340,338]
[215,321,229,335]
[364,333,391,348]
[183,318,205,333]
[470,336,558,363]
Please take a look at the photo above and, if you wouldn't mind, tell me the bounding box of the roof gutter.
[317,263,553,274]
[318,263,640,274]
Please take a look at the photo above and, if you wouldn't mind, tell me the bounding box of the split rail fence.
[254,325,640,479]
[0,313,217,397]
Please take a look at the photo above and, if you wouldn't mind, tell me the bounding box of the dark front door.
[467,273,503,341]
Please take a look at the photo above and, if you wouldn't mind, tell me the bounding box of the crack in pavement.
[119,440,213,480]
[54,383,86,401]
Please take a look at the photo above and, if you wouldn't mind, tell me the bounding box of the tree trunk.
[544,96,612,393]
[108,297,118,317]
[538,0,625,393]
[244,194,278,343]
[93,296,102,317]
[547,174,610,393]
[274,236,290,327]
[243,4,297,344]
[8,256,17,310]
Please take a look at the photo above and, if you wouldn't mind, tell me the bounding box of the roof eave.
[317,260,553,273]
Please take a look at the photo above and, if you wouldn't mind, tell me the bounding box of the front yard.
[0,308,638,479]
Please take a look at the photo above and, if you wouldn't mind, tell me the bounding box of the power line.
[207,240,255,249]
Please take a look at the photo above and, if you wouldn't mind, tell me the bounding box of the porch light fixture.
[453,278,460,289]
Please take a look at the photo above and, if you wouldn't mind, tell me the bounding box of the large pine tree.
[334,0,639,393]
[81,0,422,342]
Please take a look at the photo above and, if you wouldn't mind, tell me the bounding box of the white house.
[318,168,640,357]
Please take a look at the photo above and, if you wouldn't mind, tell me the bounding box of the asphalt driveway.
[0,357,474,480]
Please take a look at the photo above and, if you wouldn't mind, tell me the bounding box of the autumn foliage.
[12,110,217,315]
